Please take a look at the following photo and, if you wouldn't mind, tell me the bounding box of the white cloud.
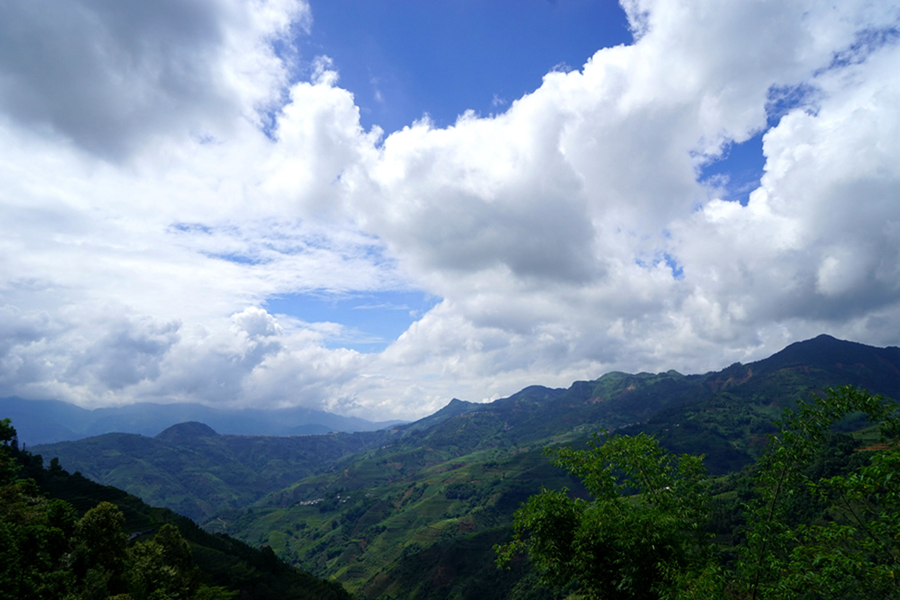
[674,37,900,332]
[66,315,181,391]
[232,306,283,339]
[0,0,898,420]
[0,0,308,159]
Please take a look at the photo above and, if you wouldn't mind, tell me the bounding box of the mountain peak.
[761,334,871,370]
[155,421,218,443]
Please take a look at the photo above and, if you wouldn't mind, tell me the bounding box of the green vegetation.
[623,334,900,474]
[496,433,713,599]
[20,335,900,598]
[32,423,388,522]
[497,387,900,599]
[210,442,581,598]
[0,418,351,600]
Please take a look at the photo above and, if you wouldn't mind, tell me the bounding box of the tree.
[735,386,900,600]
[496,387,900,600]
[0,418,20,484]
[127,524,197,600]
[0,419,247,600]
[71,501,130,598]
[496,432,716,599]
[0,420,78,600]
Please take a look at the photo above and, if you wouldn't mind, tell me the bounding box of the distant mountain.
[207,334,900,597]
[620,334,900,473]
[0,396,405,445]
[23,335,900,600]
[395,396,499,435]
[33,423,391,522]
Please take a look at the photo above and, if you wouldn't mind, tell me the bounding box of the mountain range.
[25,334,900,599]
[1,396,405,446]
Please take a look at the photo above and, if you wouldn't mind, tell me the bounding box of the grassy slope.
[212,443,583,598]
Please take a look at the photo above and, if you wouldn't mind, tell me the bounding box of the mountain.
[8,439,351,600]
[0,396,405,445]
[203,335,900,597]
[396,396,488,434]
[32,422,393,522]
[24,335,900,599]
[620,334,900,473]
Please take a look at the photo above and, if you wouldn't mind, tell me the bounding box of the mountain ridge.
[0,396,405,445]
[23,335,900,599]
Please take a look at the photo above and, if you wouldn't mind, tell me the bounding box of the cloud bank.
[1,0,898,419]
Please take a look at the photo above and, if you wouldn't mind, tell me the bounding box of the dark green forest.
[0,418,351,600]
[497,386,900,599]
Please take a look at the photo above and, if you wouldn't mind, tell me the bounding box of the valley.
[26,335,900,598]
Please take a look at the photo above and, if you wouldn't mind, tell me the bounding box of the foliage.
[735,385,900,600]
[20,336,900,599]
[0,417,20,481]
[496,433,715,599]
[0,419,350,600]
[497,387,900,600]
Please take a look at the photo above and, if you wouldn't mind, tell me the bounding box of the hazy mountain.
[0,396,405,446]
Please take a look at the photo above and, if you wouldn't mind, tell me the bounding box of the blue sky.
[2,0,898,418]
[280,0,765,347]
[266,291,440,352]
[299,0,633,133]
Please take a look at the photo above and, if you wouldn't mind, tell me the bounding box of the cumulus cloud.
[66,316,180,391]
[357,2,813,290]
[0,0,898,419]
[232,306,283,339]
[673,38,900,333]
[0,0,308,159]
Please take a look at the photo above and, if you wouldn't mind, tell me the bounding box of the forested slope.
[1,419,351,600]
[24,335,900,599]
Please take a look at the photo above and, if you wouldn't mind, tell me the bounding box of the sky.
[1,0,899,421]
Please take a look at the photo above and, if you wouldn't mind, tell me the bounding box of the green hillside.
[2,419,351,600]
[24,335,900,599]
[203,336,900,597]
[208,443,585,598]
[621,334,900,473]
[34,424,390,522]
